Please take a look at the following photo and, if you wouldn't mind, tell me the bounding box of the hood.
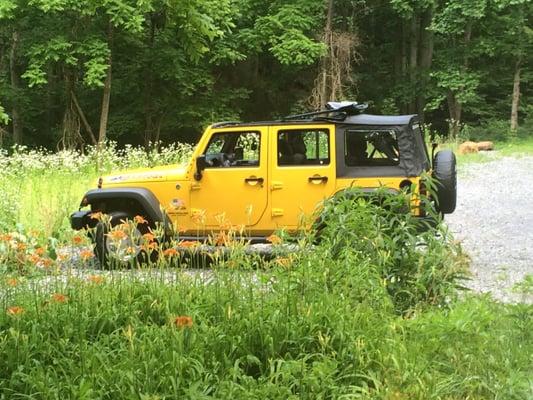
[101,164,189,186]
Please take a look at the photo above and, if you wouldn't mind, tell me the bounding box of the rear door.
[269,124,336,230]
[189,127,268,230]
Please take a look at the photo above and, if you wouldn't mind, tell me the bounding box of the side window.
[345,129,400,167]
[204,131,260,168]
[278,129,330,166]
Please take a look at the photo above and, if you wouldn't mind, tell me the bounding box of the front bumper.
[70,210,92,230]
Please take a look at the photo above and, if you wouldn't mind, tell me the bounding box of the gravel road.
[445,155,533,303]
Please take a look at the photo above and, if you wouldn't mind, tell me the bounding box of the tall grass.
[0,146,531,399]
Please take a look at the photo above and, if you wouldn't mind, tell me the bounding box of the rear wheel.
[93,211,157,268]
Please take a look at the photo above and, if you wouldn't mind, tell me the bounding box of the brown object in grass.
[476,141,494,151]
[458,141,479,155]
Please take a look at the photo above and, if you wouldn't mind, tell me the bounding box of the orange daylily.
[163,248,179,257]
[134,215,148,225]
[72,235,84,245]
[41,258,53,268]
[80,249,94,261]
[90,211,104,221]
[142,232,156,242]
[7,306,25,316]
[6,278,18,287]
[107,229,127,241]
[34,247,46,256]
[178,240,198,248]
[27,254,41,265]
[174,315,193,328]
[266,234,282,245]
[0,234,13,242]
[88,275,104,284]
[16,242,27,252]
[51,293,68,303]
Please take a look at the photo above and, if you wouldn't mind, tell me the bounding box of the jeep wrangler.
[71,101,456,263]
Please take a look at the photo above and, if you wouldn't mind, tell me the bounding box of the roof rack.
[283,101,368,121]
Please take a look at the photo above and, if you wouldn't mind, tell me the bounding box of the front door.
[189,128,268,231]
[270,124,336,231]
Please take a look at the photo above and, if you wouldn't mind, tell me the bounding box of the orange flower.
[41,258,53,268]
[276,257,292,267]
[80,249,94,261]
[6,278,18,287]
[174,315,193,328]
[126,246,137,255]
[107,230,127,241]
[266,234,282,245]
[7,306,25,316]
[34,247,46,256]
[178,240,198,248]
[88,275,104,284]
[16,242,27,252]
[163,248,179,257]
[51,293,68,303]
[134,215,147,225]
[0,233,13,242]
[142,232,155,242]
[90,211,104,221]
[72,236,83,245]
[27,254,41,265]
[142,242,158,252]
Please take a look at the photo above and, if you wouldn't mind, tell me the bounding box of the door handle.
[308,175,328,184]
[245,176,264,186]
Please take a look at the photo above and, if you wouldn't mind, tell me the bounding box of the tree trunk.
[510,58,521,132]
[447,90,461,138]
[416,6,434,121]
[408,14,420,114]
[98,23,113,147]
[9,30,22,144]
[71,89,97,145]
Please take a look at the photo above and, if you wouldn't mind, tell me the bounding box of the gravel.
[445,154,533,303]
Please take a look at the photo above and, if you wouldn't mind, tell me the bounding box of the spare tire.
[432,150,457,214]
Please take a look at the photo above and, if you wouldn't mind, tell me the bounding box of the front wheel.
[93,211,157,268]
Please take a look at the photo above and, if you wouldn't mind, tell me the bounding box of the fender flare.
[76,187,173,234]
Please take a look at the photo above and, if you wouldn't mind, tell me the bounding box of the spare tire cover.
[432,150,457,214]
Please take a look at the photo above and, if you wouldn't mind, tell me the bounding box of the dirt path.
[445,155,533,303]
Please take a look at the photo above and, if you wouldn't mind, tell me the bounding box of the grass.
[0,145,532,399]
[439,137,533,166]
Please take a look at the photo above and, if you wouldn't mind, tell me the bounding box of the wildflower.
[6,278,18,287]
[0,234,13,242]
[16,242,27,252]
[34,247,46,256]
[134,215,147,225]
[80,249,94,261]
[276,257,292,268]
[266,234,282,245]
[27,254,41,265]
[72,236,83,245]
[174,315,193,328]
[7,306,24,316]
[90,211,104,221]
[163,248,179,257]
[142,232,155,242]
[88,275,104,284]
[41,258,53,268]
[214,232,229,246]
[178,240,197,248]
[126,246,137,255]
[142,242,158,252]
[51,293,68,303]
[107,230,127,241]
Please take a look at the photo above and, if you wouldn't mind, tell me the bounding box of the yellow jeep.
[70,102,456,263]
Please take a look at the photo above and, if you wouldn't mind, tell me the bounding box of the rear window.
[345,129,400,167]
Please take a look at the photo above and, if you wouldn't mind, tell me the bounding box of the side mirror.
[194,155,207,181]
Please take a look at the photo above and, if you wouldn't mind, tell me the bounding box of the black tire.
[93,211,157,269]
[432,150,457,214]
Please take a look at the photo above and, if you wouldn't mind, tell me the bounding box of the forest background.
[0,0,531,150]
